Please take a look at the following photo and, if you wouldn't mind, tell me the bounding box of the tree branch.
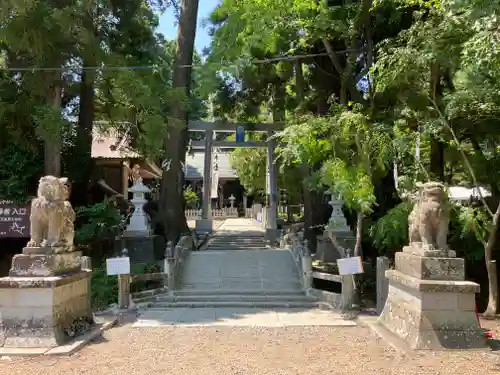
[430,98,494,218]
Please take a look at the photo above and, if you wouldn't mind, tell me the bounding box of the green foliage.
[183,186,199,208]
[449,204,488,260]
[370,201,413,256]
[230,148,267,195]
[371,200,487,260]
[0,143,42,202]
[90,267,118,310]
[75,200,124,246]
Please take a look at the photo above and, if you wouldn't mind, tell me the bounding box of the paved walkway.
[135,218,353,327]
[133,308,357,327]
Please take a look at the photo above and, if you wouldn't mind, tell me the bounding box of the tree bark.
[484,201,500,316]
[159,0,199,243]
[429,62,445,181]
[44,79,62,177]
[71,67,96,206]
[294,59,317,253]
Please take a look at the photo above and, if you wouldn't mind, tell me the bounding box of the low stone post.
[81,256,93,310]
[164,241,175,293]
[376,256,390,315]
[118,248,131,309]
[301,240,313,290]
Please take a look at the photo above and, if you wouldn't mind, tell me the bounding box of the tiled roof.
[185,150,237,179]
[91,128,140,159]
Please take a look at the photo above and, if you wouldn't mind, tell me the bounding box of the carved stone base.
[0,271,93,348]
[403,244,456,258]
[23,245,75,255]
[378,270,485,350]
[9,251,82,277]
[395,252,465,281]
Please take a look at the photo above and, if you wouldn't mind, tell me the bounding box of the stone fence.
[283,231,352,310]
[82,234,195,307]
[185,207,239,219]
[163,234,194,292]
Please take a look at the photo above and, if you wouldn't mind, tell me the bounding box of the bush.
[369,201,413,257]
[184,186,199,208]
[75,199,124,246]
[370,200,486,260]
[91,267,118,310]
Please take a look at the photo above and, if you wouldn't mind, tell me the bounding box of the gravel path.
[2,322,498,375]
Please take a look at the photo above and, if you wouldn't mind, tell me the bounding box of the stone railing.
[164,234,194,291]
[282,230,354,310]
[212,207,238,218]
[185,209,201,219]
[285,232,313,292]
[244,208,253,218]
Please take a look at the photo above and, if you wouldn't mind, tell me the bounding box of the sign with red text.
[0,200,30,238]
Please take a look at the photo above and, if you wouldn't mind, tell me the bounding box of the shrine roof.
[91,128,140,159]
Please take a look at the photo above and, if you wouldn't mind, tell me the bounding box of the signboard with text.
[0,200,31,238]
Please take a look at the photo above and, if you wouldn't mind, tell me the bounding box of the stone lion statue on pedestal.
[26,175,75,249]
[408,182,450,250]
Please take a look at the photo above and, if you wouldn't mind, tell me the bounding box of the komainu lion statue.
[408,182,450,250]
[26,175,69,248]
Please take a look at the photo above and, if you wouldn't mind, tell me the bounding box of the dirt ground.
[2,318,499,375]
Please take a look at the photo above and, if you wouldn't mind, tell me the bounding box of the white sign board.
[106,257,131,276]
[336,256,364,276]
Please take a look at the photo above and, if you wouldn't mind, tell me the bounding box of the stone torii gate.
[187,120,282,242]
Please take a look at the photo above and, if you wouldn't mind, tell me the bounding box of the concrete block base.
[0,271,94,349]
[115,235,162,264]
[195,219,213,233]
[265,228,278,243]
[378,270,486,350]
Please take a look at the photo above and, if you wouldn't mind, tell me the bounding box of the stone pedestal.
[0,271,93,348]
[195,218,213,233]
[115,234,162,264]
[378,244,486,350]
[315,235,342,262]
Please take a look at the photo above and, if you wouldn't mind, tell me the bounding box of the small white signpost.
[337,256,364,276]
[106,257,131,276]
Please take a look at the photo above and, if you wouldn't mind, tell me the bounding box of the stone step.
[141,301,322,309]
[157,294,316,303]
[207,244,269,250]
[208,241,267,245]
[174,289,305,296]
[208,242,267,246]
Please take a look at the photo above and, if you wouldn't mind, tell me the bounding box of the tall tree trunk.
[429,62,445,181]
[72,67,95,206]
[484,202,500,316]
[44,77,62,177]
[295,59,317,253]
[159,0,199,243]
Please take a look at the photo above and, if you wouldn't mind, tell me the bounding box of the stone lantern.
[229,194,236,208]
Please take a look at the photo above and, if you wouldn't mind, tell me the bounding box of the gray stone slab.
[133,308,357,327]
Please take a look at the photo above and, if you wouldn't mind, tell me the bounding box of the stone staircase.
[140,248,326,310]
[145,289,319,309]
[138,219,329,311]
[205,234,268,251]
